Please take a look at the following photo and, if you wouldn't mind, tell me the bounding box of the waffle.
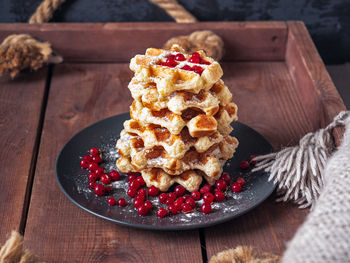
[116,132,239,178]
[115,45,239,192]
[128,78,232,115]
[130,99,238,136]
[129,45,223,96]
[141,168,203,192]
[122,119,223,158]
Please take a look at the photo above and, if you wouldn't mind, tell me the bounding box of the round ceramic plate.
[56,113,274,230]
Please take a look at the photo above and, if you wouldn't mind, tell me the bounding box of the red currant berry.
[221,173,231,184]
[183,194,191,200]
[88,172,98,182]
[185,198,196,208]
[181,65,192,71]
[137,205,148,216]
[89,147,99,156]
[188,56,200,64]
[107,197,116,206]
[216,180,227,191]
[192,65,203,75]
[167,192,176,201]
[214,191,225,202]
[129,180,140,190]
[168,204,178,215]
[157,208,167,218]
[174,185,186,197]
[92,155,101,164]
[144,200,152,211]
[200,59,210,65]
[248,155,257,165]
[159,193,168,204]
[136,176,145,186]
[165,198,174,206]
[232,182,242,192]
[118,198,126,207]
[236,177,245,185]
[191,191,201,200]
[182,203,193,213]
[136,194,145,202]
[88,162,98,172]
[109,170,120,181]
[175,53,186,61]
[174,198,184,209]
[94,184,105,196]
[80,159,89,169]
[148,186,159,197]
[83,154,93,162]
[133,198,144,208]
[95,167,104,176]
[137,188,147,197]
[203,192,214,204]
[201,203,212,214]
[192,52,200,58]
[200,184,211,195]
[127,188,137,198]
[240,160,249,169]
[128,173,137,182]
[88,181,96,189]
[100,174,111,185]
[160,62,168,66]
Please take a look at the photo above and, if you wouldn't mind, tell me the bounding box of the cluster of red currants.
[80,147,126,207]
[155,172,246,217]
[159,52,210,75]
[80,147,248,217]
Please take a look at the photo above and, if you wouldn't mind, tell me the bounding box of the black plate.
[56,113,274,230]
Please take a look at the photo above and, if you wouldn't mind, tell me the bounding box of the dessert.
[116,44,239,192]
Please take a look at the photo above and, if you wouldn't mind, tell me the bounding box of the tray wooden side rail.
[0,21,345,262]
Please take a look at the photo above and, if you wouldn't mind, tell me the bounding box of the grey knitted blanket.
[282,115,350,263]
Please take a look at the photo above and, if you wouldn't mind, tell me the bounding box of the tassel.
[252,111,350,208]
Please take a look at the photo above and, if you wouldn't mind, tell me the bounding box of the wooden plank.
[23,63,203,263]
[0,69,47,244]
[205,199,308,258]
[0,22,287,62]
[285,22,346,144]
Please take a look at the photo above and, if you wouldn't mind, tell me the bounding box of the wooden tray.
[0,21,345,262]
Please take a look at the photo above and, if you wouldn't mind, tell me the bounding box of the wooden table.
[0,21,345,262]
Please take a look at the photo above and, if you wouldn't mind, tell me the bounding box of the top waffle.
[129,45,223,96]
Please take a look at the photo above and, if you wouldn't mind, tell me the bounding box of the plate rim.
[55,112,275,231]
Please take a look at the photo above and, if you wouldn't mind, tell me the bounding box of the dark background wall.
[0,0,349,64]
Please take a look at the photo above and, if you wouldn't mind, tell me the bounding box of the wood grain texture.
[205,197,308,258]
[0,22,287,62]
[23,63,203,263]
[286,22,346,126]
[0,69,47,244]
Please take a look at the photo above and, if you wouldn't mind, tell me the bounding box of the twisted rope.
[149,0,197,23]
[0,231,42,263]
[29,0,66,24]
[252,111,350,208]
[164,30,224,61]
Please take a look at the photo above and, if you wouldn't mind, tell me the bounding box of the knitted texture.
[282,115,350,263]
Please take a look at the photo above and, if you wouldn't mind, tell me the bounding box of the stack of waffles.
[116,45,239,192]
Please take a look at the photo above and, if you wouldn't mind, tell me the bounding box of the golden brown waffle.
[129,45,223,96]
[116,132,238,178]
[141,168,203,192]
[129,78,232,115]
[130,99,238,136]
